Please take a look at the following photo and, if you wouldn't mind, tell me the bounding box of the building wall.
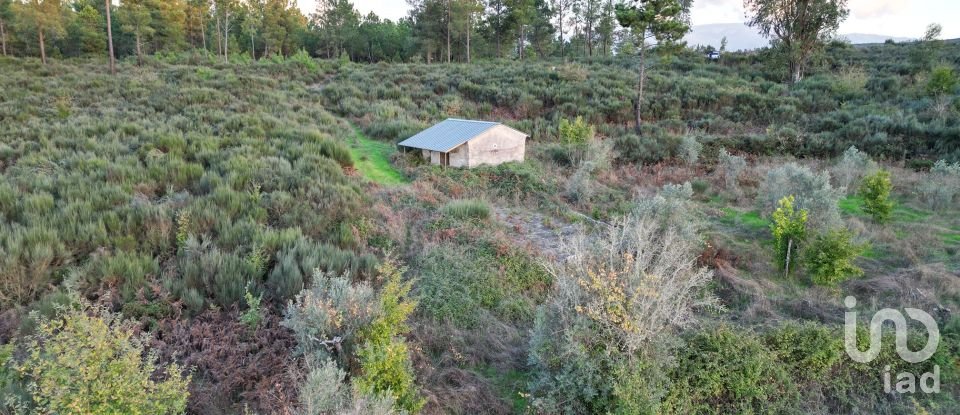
[449,144,468,167]
[466,125,526,168]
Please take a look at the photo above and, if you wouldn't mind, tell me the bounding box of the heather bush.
[6,298,189,414]
[267,238,378,302]
[441,199,491,222]
[859,169,894,223]
[757,163,843,230]
[176,237,261,311]
[0,225,70,308]
[84,251,160,303]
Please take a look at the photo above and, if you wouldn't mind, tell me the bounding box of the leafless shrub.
[919,160,960,210]
[832,146,878,193]
[717,148,746,194]
[564,140,613,205]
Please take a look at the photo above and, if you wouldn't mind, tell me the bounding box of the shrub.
[8,298,189,414]
[282,271,378,365]
[298,357,400,415]
[441,199,491,221]
[177,237,260,311]
[317,139,354,168]
[833,146,878,193]
[770,196,808,277]
[661,326,800,414]
[927,65,958,98]
[528,211,718,413]
[565,140,614,204]
[558,116,595,145]
[267,238,378,303]
[762,322,843,382]
[354,261,424,413]
[0,225,70,308]
[679,134,702,165]
[717,148,746,193]
[920,160,960,210]
[803,229,866,287]
[239,287,263,330]
[757,163,842,230]
[858,170,894,223]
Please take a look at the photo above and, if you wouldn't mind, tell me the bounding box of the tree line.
[0,0,646,65]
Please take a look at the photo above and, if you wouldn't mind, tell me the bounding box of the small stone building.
[398,119,528,168]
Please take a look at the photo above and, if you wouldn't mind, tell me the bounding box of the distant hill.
[839,33,914,44]
[684,23,914,51]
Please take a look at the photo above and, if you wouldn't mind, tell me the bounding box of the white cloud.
[848,0,909,19]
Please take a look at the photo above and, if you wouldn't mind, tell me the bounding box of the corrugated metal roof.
[397,119,502,152]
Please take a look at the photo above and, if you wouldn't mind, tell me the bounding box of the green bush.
[6,298,189,414]
[662,326,800,414]
[558,116,595,144]
[762,322,843,381]
[441,199,491,221]
[803,229,866,287]
[858,169,894,223]
[354,260,424,413]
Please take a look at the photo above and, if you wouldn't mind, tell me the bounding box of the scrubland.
[1,39,959,414]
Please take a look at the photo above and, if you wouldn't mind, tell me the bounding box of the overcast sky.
[296,0,960,39]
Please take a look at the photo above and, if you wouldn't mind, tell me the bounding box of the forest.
[1,0,960,414]
[5,0,654,65]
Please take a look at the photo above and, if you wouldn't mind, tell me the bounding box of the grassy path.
[346,127,408,186]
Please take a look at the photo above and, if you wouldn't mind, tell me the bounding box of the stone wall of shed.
[466,125,526,167]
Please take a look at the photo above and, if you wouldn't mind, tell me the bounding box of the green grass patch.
[941,232,960,245]
[720,208,769,232]
[891,203,931,223]
[839,196,865,216]
[841,196,932,223]
[346,127,408,186]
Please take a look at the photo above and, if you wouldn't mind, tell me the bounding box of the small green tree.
[354,259,424,413]
[11,298,190,414]
[858,169,893,223]
[558,116,595,144]
[803,229,866,287]
[771,195,808,277]
[927,65,958,117]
